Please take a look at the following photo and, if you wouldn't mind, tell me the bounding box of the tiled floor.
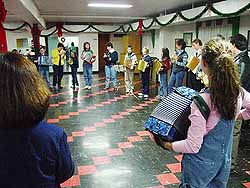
[46,73,250,188]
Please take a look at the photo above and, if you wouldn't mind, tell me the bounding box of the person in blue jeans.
[157,48,170,99]
[103,42,118,90]
[69,51,79,90]
[168,39,188,93]
[162,38,250,188]
[138,47,152,98]
[37,46,51,87]
[0,52,74,188]
[81,42,96,90]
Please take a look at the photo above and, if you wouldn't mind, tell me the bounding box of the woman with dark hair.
[69,51,79,90]
[157,48,170,99]
[0,53,74,188]
[162,38,250,188]
[168,39,188,93]
[81,42,95,90]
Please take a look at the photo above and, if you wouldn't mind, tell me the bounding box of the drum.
[153,59,163,74]
[186,56,200,74]
[137,60,148,72]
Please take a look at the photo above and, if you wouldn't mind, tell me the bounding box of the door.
[98,34,110,74]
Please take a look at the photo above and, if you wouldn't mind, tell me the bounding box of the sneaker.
[104,87,109,90]
[76,85,79,88]
[156,95,161,99]
[58,86,63,89]
[138,93,143,96]
[87,86,92,90]
[70,85,74,88]
[83,86,89,90]
[143,94,149,98]
[126,92,130,95]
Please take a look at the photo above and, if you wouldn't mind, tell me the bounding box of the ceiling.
[4,0,224,29]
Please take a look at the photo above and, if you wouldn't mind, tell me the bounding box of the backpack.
[144,86,210,143]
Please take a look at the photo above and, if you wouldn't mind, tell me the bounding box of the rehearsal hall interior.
[1,0,250,187]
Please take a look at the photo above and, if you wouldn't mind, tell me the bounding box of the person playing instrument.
[124,45,137,95]
[37,46,51,87]
[161,38,250,188]
[187,39,205,91]
[69,51,79,90]
[229,33,250,172]
[138,47,152,98]
[52,43,66,89]
[0,52,74,187]
[81,42,95,90]
[156,48,170,99]
[103,42,118,90]
[168,39,188,93]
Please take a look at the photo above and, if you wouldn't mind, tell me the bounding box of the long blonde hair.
[202,38,241,120]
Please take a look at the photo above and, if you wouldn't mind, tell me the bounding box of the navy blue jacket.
[104,50,118,66]
[0,121,74,188]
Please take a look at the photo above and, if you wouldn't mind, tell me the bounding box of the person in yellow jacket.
[52,43,66,89]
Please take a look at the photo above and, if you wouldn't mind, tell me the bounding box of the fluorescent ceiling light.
[88,3,133,8]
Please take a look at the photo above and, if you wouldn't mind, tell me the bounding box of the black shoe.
[58,86,63,89]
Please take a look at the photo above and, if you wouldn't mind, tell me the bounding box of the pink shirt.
[172,88,250,154]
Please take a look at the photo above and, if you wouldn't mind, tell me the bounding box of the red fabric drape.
[56,23,63,37]
[0,0,7,53]
[31,24,41,49]
[138,19,143,36]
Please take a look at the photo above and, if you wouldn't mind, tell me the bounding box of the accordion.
[137,60,148,72]
[153,59,163,74]
[186,56,200,74]
[144,87,210,142]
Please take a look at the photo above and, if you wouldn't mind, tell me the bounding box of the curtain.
[0,0,7,52]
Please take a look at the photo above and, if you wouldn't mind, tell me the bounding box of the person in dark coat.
[0,52,74,188]
[229,33,250,172]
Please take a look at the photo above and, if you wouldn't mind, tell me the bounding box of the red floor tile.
[72,131,85,137]
[68,112,80,116]
[58,115,70,120]
[136,131,151,137]
[166,163,182,173]
[102,101,112,105]
[109,99,118,102]
[47,119,59,123]
[67,136,74,143]
[156,173,180,185]
[95,103,105,107]
[119,112,130,116]
[92,156,112,165]
[58,101,67,105]
[107,148,124,156]
[145,101,154,104]
[126,108,138,112]
[174,155,183,162]
[103,118,116,123]
[133,106,144,110]
[139,103,149,107]
[94,122,106,128]
[49,104,59,107]
[84,127,96,132]
[78,109,89,113]
[118,142,134,149]
[114,97,123,100]
[61,175,81,187]
[127,136,144,142]
[111,115,124,119]
[243,182,250,188]
[78,165,97,175]
[86,106,97,110]
[60,175,81,187]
